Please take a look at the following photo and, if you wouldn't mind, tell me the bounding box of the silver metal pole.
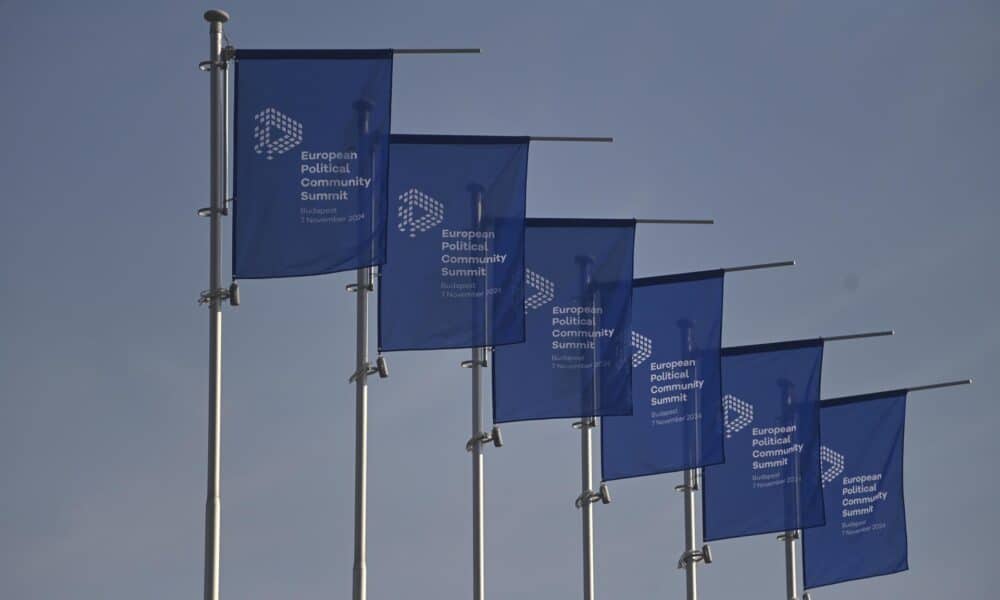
[202,9,228,600]
[581,418,596,600]
[353,266,370,600]
[471,346,486,600]
[781,530,800,600]
[350,98,377,600]
[682,469,699,600]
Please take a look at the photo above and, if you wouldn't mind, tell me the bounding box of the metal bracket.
[677,544,713,569]
[460,358,488,368]
[571,418,597,430]
[466,426,503,451]
[575,483,611,508]
[674,475,700,493]
[348,355,389,383]
[345,282,375,293]
[198,281,240,307]
[198,47,236,71]
[776,531,800,542]
[197,199,232,217]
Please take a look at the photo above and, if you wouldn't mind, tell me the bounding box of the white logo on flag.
[253,107,303,160]
[722,394,753,438]
[397,188,445,237]
[524,269,555,312]
[631,331,653,368]
[820,446,845,486]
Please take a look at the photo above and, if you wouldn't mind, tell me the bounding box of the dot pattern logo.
[253,107,303,160]
[397,188,445,237]
[820,445,845,486]
[524,269,555,312]
[723,394,754,438]
[631,331,653,368]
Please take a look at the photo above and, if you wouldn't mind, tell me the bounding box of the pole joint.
[346,282,375,293]
[776,530,800,542]
[571,418,597,430]
[575,483,611,508]
[349,355,389,383]
[460,358,488,368]
[677,545,713,569]
[465,425,503,451]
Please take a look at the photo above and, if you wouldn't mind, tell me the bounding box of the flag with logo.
[601,270,725,480]
[378,135,529,351]
[702,340,825,541]
[802,391,908,589]
[232,50,393,278]
[492,219,635,422]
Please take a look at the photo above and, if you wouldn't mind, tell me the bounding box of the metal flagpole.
[462,184,502,600]
[347,49,479,600]
[572,255,610,600]
[775,329,894,600]
[672,260,794,600]
[348,100,387,600]
[199,10,231,600]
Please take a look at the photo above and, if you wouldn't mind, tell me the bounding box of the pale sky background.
[1,1,997,599]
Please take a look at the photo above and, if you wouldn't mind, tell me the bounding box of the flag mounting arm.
[724,260,795,273]
[822,330,894,343]
[393,48,481,54]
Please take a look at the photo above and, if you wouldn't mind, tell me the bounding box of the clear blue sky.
[1,1,996,598]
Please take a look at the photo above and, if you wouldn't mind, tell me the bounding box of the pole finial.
[204,9,230,23]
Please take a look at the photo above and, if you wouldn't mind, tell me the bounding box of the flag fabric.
[493,219,636,423]
[702,340,825,541]
[601,271,725,480]
[378,135,530,351]
[232,50,393,278]
[803,391,908,589]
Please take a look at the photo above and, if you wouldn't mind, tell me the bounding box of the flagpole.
[201,9,229,600]
[462,184,501,600]
[672,260,795,600]
[676,319,705,600]
[774,329,893,600]
[572,255,609,600]
[349,100,379,600]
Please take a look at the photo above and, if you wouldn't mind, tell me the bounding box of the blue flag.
[601,271,725,480]
[703,340,825,541]
[378,135,530,351]
[232,50,393,278]
[493,219,635,423]
[803,391,908,589]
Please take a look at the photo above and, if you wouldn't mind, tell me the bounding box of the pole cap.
[204,9,230,23]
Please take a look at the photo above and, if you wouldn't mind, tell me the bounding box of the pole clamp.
[196,200,232,217]
[466,426,503,451]
[460,358,488,368]
[198,46,236,71]
[349,355,389,383]
[571,418,597,430]
[198,281,240,307]
[345,282,375,293]
[676,544,713,569]
[673,475,700,493]
[776,531,800,542]
[575,483,611,508]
